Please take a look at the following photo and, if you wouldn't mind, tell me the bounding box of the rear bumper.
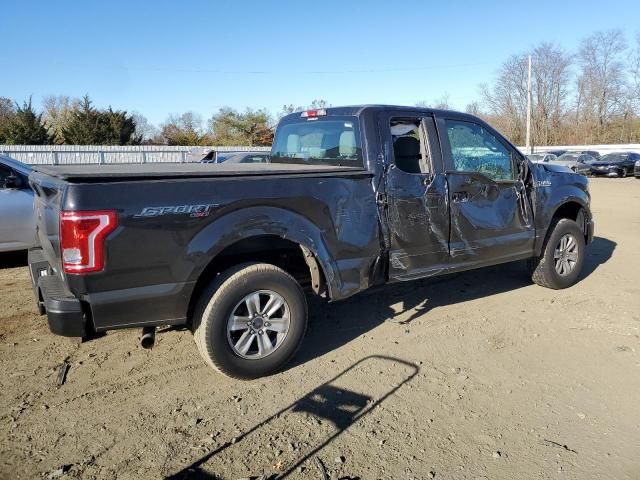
[40,275,87,336]
[29,248,87,337]
[39,274,88,337]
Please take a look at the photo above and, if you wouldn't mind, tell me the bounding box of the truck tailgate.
[29,171,66,273]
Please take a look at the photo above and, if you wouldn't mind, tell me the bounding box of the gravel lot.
[1,177,639,480]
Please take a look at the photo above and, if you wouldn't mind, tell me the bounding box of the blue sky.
[3,0,639,126]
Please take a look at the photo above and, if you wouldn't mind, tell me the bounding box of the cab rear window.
[271,116,362,166]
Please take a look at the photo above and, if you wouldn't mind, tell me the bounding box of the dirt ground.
[1,177,639,480]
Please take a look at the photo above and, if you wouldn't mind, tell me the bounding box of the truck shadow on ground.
[165,355,419,480]
[0,251,28,269]
[292,236,615,369]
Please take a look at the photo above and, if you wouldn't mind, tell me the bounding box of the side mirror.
[4,173,23,189]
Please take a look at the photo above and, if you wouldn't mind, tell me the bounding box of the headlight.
[635,160,640,167]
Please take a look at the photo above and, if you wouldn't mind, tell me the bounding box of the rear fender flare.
[186,206,340,298]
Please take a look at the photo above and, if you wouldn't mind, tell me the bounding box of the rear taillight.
[60,210,118,274]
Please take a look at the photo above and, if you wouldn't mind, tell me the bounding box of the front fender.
[532,167,592,253]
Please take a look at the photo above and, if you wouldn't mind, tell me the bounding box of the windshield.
[271,116,363,166]
[556,154,579,162]
[601,154,626,162]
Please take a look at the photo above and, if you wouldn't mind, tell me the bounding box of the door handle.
[452,191,469,202]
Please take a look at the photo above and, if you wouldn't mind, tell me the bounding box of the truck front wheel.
[529,218,585,289]
[192,262,308,379]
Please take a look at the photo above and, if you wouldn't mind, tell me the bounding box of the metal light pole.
[525,55,532,154]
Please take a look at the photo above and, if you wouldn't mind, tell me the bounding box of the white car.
[0,156,36,252]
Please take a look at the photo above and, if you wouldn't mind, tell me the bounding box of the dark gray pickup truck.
[29,105,594,379]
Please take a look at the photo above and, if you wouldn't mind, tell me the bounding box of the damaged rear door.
[379,111,450,281]
[438,116,534,266]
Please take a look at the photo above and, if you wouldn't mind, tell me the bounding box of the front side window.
[445,119,513,181]
[271,117,362,166]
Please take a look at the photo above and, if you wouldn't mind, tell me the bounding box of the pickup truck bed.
[32,162,365,180]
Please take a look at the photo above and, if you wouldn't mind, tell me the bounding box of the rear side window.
[445,119,514,181]
[271,117,362,166]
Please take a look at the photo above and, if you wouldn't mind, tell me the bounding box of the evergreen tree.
[62,95,141,145]
[62,95,104,144]
[103,108,141,145]
[5,98,50,145]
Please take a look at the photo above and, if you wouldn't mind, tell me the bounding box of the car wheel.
[193,262,308,379]
[529,218,585,289]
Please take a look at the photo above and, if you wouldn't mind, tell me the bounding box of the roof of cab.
[279,104,473,122]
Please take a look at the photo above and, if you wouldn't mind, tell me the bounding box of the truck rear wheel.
[192,262,308,379]
[529,218,585,289]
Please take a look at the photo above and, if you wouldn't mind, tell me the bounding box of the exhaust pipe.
[140,326,156,349]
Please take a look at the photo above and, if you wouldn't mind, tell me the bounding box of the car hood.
[548,160,577,167]
[537,162,574,174]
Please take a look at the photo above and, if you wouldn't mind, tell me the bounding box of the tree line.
[0,95,287,147]
[1,29,639,147]
[419,29,640,147]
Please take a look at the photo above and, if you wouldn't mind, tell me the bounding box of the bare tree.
[465,101,481,116]
[480,54,529,144]
[629,34,640,112]
[161,112,208,146]
[576,30,628,142]
[131,112,159,143]
[480,43,573,146]
[0,97,16,143]
[415,93,452,110]
[42,95,80,144]
[530,43,573,146]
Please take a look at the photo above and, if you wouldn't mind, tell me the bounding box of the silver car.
[526,153,558,163]
[0,155,36,252]
[551,153,598,173]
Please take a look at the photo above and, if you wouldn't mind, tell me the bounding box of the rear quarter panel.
[62,172,380,328]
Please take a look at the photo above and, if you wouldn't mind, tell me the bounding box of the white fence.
[2,143,638,165]
[518,144,640,155]
[0,145,271,165]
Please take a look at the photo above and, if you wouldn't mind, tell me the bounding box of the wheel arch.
[184,207,338,327]
[543,199,591,248]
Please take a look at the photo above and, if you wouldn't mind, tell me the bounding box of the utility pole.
[525,55,532,154]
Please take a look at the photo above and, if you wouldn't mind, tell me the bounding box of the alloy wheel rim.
[554,234,579,276]
[227,290,291,359]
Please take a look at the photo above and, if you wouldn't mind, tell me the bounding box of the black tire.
[192,262,307,379]
[529,218,586,289]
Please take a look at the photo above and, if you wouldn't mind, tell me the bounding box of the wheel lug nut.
[259,330,263,335]
[265,322,271,327]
